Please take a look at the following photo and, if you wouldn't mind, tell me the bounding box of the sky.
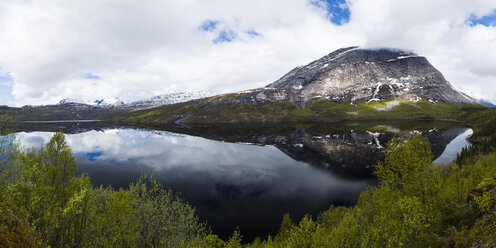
[0,0,495,107]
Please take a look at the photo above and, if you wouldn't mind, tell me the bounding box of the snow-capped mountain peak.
[58,91,215,109]
[125,91,215,108]
[58,97,124,107]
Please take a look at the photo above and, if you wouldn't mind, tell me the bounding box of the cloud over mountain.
[0,0,495,106]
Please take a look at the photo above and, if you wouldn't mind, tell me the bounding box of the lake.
[14,120,472,241]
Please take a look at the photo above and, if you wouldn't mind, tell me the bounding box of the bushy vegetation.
[0,115,209,247]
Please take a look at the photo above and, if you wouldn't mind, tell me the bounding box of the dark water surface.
[14,121,471,241]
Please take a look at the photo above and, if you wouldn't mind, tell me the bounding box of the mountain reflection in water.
[14,121,471,241]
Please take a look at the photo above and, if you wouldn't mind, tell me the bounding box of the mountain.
[113,47,482,125]
[57,92,215,109]
[477,99,496,108]
[219,47,473,106]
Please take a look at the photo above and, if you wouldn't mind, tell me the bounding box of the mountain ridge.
[57,91,215,109]
[1,47,484,123]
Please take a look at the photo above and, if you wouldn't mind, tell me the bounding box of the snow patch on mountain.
[125,91,216,108]
[58,98,89,105]
[93,98,124,106]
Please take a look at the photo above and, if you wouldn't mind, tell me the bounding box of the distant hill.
[0,92,215,121]
[477,99,496,108]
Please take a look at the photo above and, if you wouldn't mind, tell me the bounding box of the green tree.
[59,174,94,247]
[96,188,138,248]
[0,114,20,187]
[375,135,435,199]
[8,131,93,247]
[206,234,226,248]
[287,215,318,248]
[274,213,294,242]
[129,175,209,247]
[225,227,242,248]
[0,114,15,135]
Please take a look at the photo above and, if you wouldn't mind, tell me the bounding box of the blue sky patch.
[469,10,496,26]
[0,84,13,106]
[0,72,13,82]
[247,30,261,38]
[213,30,237,44]
[311,0,350,25]
[85,72,100,79]
[199,20,219,32]
[0,72,13,106]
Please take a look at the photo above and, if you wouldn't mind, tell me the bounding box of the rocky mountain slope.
[218,47,473,106]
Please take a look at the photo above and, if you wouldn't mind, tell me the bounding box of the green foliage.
[245,135,496,248]
[129,175,208,247]
[225,227,243,248]
[0,114,16,135]
[207,234,226,248]
[0,202,41,248]
[275,213,294,242]
[375,136,435,197]
[9,131,80,246]
[1,131,209,247]
[473,191,492,213]
[287,215,318,247]
[0,114,20,188]
[97,189,138,247]
[456,108,496,164]
[468,212,496,247]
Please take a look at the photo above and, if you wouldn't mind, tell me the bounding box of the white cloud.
[0,0,495,106]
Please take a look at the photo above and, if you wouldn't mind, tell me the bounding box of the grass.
[112,98,488,125]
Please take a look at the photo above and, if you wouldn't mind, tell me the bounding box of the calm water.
[14,121,472,240]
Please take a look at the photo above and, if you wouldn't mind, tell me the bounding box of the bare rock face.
[224,47,473,106]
